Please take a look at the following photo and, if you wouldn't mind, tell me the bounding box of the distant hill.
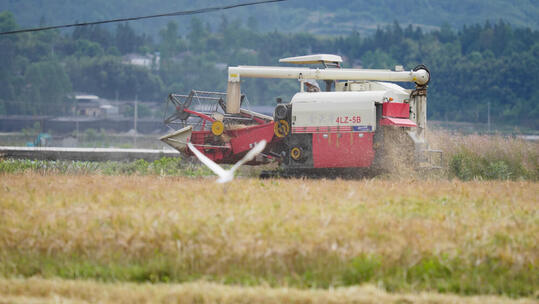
[2,0,538,37]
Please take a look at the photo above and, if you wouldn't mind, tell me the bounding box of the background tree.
[0,11,537,128]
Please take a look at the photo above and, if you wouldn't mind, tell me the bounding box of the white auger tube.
[225,66,430,114]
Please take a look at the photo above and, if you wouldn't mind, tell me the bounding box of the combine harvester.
[160,54,440,176]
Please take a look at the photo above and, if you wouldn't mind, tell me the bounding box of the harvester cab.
[160,54,441,175]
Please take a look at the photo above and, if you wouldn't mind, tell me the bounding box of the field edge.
[0,277,537,304]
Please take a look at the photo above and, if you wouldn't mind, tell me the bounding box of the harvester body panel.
[290,91,377,131]
[312,132,375,168]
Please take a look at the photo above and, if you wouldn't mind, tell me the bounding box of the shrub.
[429,130,539,181]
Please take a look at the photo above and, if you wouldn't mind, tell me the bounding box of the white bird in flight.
[187,140,267,183]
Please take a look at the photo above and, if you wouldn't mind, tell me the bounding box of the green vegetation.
[1,0,538,36]
[1,252,535,297]
[1,10,539,128]
[0,157,212,176]
[449,152,534,181]
[427,130,539,181]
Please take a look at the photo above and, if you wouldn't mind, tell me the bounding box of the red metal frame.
[183,104,415,168]
[184,109,216,130]
[312,132,375,168]
[380,102,416,127]
[184,108,275,164]
[228,123,275,155]
[382,102,409,118]
[239,111,266,124]
[380,117,417,127]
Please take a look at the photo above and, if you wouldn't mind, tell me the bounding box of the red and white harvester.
[160,54,439,175]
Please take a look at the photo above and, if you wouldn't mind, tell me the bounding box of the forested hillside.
[1,11,538,128]
[1,0,538,36]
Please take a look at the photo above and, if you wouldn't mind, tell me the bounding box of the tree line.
[1,11,538,128]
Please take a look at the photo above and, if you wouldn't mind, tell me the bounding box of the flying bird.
[187,140,267,183]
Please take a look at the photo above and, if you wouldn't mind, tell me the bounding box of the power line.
[0,0,288,36]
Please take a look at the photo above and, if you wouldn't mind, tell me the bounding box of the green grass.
[428,130,539,181]
[0,157,213,176]
[1,252,535,297]
[449,149,538,181]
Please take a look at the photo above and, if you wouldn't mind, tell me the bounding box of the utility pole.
[75,98,79,143]
[487,102,491,134]
[134,94,138,148]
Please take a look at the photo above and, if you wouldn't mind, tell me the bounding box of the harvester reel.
[164,92,194,124]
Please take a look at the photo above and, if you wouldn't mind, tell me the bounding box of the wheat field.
[1,278,536,304]
[0,173,537,302]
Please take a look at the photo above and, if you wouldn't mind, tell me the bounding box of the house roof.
[75,94,99,100]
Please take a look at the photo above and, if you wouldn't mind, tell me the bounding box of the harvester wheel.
[211,121,224,136]
[290,146,303,161]
[274,120,290,138]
